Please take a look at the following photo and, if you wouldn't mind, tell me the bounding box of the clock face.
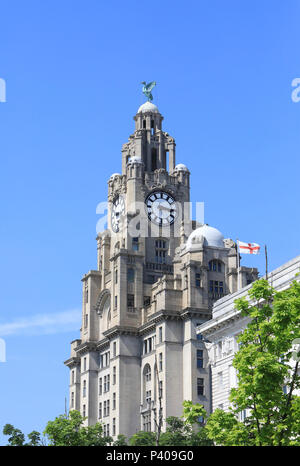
[111,196,125,232]
[145,191,178,226]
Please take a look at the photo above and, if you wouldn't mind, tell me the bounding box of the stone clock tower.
[64,99,258,440]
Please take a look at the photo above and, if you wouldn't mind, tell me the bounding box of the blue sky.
[0,0,299,444]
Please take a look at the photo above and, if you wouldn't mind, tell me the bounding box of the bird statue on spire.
[141,81,156,101]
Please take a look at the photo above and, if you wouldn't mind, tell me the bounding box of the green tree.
[128,431,156,446]
[3,424,25,446]
[205,279,300,446]
[113,434,127,446]
[44,410,112,446]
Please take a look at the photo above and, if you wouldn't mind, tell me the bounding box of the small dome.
[110,173,121,179]
[174,163,189,172]
[186,224,224,250]
[128,156,143,164]
[137,101,159,114]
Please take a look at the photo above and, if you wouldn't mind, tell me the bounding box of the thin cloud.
[0,309,81,336]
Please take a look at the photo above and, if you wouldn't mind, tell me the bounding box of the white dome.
[137,101,159,114]
[110,173,121,179]
[128,156,143,164]
[174,163,189,172]
[186,224,224,250]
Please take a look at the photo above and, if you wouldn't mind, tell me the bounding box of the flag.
[238,241,260,255]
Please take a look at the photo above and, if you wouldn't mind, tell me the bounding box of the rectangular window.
[159,326,163,343]
[113,418,116,436]
[127,294,134,308]
[84,314,88,328]
[83,380,86,397]
[144,296,151,307]
[159,353,163,371]
[83,357,87,372]
[127,268,135,282]
[159,381,163,399]
[197,378,204,396]
[115,296,117,309]
[113,392,116,410]
[107,374,110,392]
[107,400,110,416]
[99,378,102,395]
[197,349,203,368]
[71,392,74,408]
[218,371,223,388]
[104,375,107,392]
[132,237,139,251]
[71,370,75,384]
[104,400,107,417]
[99,402,102,419]
[113,366,116,385]
[115,269,118,284]
[113,342,116,357]
[83,404,86,418]
[146,390,151,407]
[195,273,201,287]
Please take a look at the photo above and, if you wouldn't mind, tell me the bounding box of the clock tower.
[65,97,258,440]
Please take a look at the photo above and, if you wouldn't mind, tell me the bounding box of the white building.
[198,255,300,415]
[64,100,258,439]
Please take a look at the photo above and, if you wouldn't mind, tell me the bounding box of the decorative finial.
[140,81,156,102]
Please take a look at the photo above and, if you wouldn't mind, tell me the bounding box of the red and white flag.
[238,240,260,255]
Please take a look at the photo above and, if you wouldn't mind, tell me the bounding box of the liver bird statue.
[141,81,156,101]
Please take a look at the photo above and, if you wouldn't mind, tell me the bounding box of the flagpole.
[236,239,240,291]
[265,245,268,282]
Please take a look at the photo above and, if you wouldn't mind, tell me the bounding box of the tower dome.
[137,101,159,114]
[186,224,224,250]
[174,163,189,172]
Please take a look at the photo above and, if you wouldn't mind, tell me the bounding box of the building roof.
[186,224,224,250]
[137,101,159,114]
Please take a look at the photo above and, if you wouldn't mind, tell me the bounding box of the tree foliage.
[43,410,112,446]
[205,279,300,446]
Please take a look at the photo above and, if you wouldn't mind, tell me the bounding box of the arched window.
[144,364,151,382]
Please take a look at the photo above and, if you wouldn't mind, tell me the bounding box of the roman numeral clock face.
[111,196,125,232]
[145,191,178,226]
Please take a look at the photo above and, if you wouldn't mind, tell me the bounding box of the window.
[99,378,102,395]
[197,349,203,368]
[99,402,102,419]
[197,378,204,396]
[155,239,167,264]
[83,404,86,418]
[159,381,163,398]
[115,269,118,283]
[84,314,88,328]
[151,148,157,171]
[218,372,223,388]
[71,370,75,384]
[107,400,110,416]
[143,413,151,432]
[115,295,118,309]
[195,273,201,287]
[132,237,139,251]
[85,282,88,303]
[209,260,222,272]
[113,366,116,385]
[146,390,151,407]
[145,365,151,382]
[106,424,110,437]
[159,326,163,343]
[113,418,116,436]
[113,342,116,357]
[71,392,74,408]
[83,357,87,371]
[127,268,135,282]
[127,294,134,308]
[83,380,86,397]
[209,280,224,296]
[104,375,110,392]
[113,392,116,410]
[159,353,163,371]
[144,296,151,307]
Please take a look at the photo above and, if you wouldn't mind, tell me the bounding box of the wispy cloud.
[0,309,81,337]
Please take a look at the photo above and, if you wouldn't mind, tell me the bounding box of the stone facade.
[198,255,300,416]
[64,101,258,439]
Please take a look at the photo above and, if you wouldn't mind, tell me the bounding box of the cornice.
[64,356,80,368]
[75,341,98,356]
